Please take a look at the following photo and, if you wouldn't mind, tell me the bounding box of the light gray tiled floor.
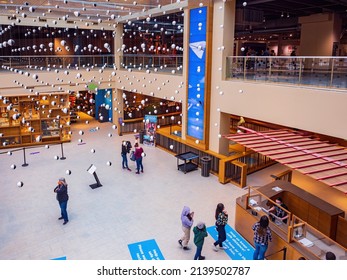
[1,119,251,260]
[2,118,347,260]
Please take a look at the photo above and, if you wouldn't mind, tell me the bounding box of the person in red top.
[134,143,144,174]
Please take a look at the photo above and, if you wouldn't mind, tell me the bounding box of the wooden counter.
[257,181,345,239]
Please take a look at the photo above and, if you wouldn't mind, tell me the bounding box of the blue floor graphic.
[128,239,165,260]
[51,256,66,260]
[207,224,254,260]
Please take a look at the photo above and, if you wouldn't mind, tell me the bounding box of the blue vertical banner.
[95,88,113,122]
[207,224,255,260]
[187,6,207,140]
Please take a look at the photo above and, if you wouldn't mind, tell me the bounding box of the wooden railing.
[271,169,293,182]
[219,150,275,188]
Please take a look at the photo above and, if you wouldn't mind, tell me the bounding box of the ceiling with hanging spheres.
[0,0,185,23]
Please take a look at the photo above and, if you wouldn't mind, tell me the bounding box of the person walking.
[252,215,272,260]
[193,222,208,260]
[134,142,144,174]
[178,206,194,250]
[212,203,228,251]
[121,140,132,171]
[54,178,69,225]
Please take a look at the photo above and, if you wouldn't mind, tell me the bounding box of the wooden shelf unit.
[0,94,71,148]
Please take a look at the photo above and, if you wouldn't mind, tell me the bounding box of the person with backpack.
[121,140,132,171]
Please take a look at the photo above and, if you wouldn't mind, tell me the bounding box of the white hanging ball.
[243,2,247,7]
[241,47,245,52]
[169,145,174,150]
[17,181,24,187]
[91,149,95,153]
[106,161,112,166]
[45,145,50,149]
[11,164,16,169]
[66,170,72,175]
[74,11,80,17]
[54,155,60,160]
[78,139,83,143]
[35,135,42,142]
[141,152,146,157]
[195,140,200,144]
[112,124,117,130]
[7,39,15,46]
[108,133,112,137]
[78,130,84,135]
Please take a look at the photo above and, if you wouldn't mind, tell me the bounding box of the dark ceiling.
[235,0,347,36]
[236,0,347,20]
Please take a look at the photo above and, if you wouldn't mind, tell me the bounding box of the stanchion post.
[22,147,29,167]
[60,143,66,160]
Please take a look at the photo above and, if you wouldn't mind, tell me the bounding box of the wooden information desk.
[235,181,346,259]
[256,181,344,239]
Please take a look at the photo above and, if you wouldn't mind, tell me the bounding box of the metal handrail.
[226,55,347,90]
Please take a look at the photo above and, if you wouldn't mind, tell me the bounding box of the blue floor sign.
[51,256,66,260]
[128,239,165,260]
[207,224,254,260]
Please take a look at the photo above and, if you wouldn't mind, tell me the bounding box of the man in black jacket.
[54,178,69,225]
[121,141,132,171]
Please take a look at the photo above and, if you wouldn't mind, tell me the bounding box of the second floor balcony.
[226,56,347,91]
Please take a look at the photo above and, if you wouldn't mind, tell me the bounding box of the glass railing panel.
[246,187,290,236]
[300,57,332,88]
[120,55,183,74]
[331,57,347,89]
[268,57,301,84]
[226,56,347,90]
[0,55,115,71]
[291,215,347,260]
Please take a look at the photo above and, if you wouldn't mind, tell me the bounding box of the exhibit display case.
[0,94,71,148]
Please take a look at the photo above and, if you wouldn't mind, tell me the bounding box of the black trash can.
[139,130,145,144]
[201,156,211,177]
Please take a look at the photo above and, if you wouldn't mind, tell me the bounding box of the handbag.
[130,151,136,161]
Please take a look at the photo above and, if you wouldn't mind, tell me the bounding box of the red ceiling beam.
[303,164,347,174]
[281,156,316,165]
[331,180,347,187]
[294,156,347,169]
[316,171,347,180]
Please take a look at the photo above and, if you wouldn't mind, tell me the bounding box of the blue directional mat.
[51,256,66,260]
[207,224,254,260]
[128,239,165,260]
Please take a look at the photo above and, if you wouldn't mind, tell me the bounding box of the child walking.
[193,222,208,260]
